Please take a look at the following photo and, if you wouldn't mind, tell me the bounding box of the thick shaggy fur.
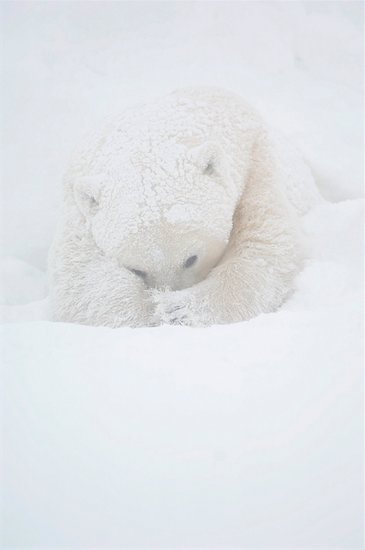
[48,87,321,327]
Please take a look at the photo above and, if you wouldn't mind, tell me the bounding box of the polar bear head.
[72,141,238,290]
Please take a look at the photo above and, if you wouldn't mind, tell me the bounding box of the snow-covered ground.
[1,1,363,548]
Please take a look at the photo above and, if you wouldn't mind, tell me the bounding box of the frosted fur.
[48,87,321,327]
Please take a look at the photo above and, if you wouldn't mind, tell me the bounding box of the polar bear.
[48,87,321,327]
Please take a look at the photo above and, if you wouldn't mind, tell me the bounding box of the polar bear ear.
[73,175,102,217]
[189,141,223,176]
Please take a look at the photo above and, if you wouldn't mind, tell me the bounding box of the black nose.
[184,255,198,268]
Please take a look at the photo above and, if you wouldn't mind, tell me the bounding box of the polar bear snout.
[125,253,208,291]
[112,220,230,293]
[120,230,228,292]
[128,255,198,289]
[128,267,192,292]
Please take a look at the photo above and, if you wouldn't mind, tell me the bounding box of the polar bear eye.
[130,268,147,279]
[183,255,198,268]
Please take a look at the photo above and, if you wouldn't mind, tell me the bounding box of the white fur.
[48,87,322,327]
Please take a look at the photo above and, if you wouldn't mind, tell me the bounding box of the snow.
[1,1,363,547]
[0,257,46,306]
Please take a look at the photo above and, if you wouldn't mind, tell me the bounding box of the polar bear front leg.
[77,258,156,328]
[154,173,305,327]
[154,249,299,327]
[49,240,156,328]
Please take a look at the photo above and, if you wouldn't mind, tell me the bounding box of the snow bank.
[2,308,362,547]
[1,199,363,547]
[1,1,363,547]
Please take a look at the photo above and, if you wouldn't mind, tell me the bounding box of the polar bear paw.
[152,289,200,327]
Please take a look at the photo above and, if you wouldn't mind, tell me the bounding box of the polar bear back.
[65,87,321,216]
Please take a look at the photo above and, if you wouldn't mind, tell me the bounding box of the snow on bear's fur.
[48,87,322,327]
